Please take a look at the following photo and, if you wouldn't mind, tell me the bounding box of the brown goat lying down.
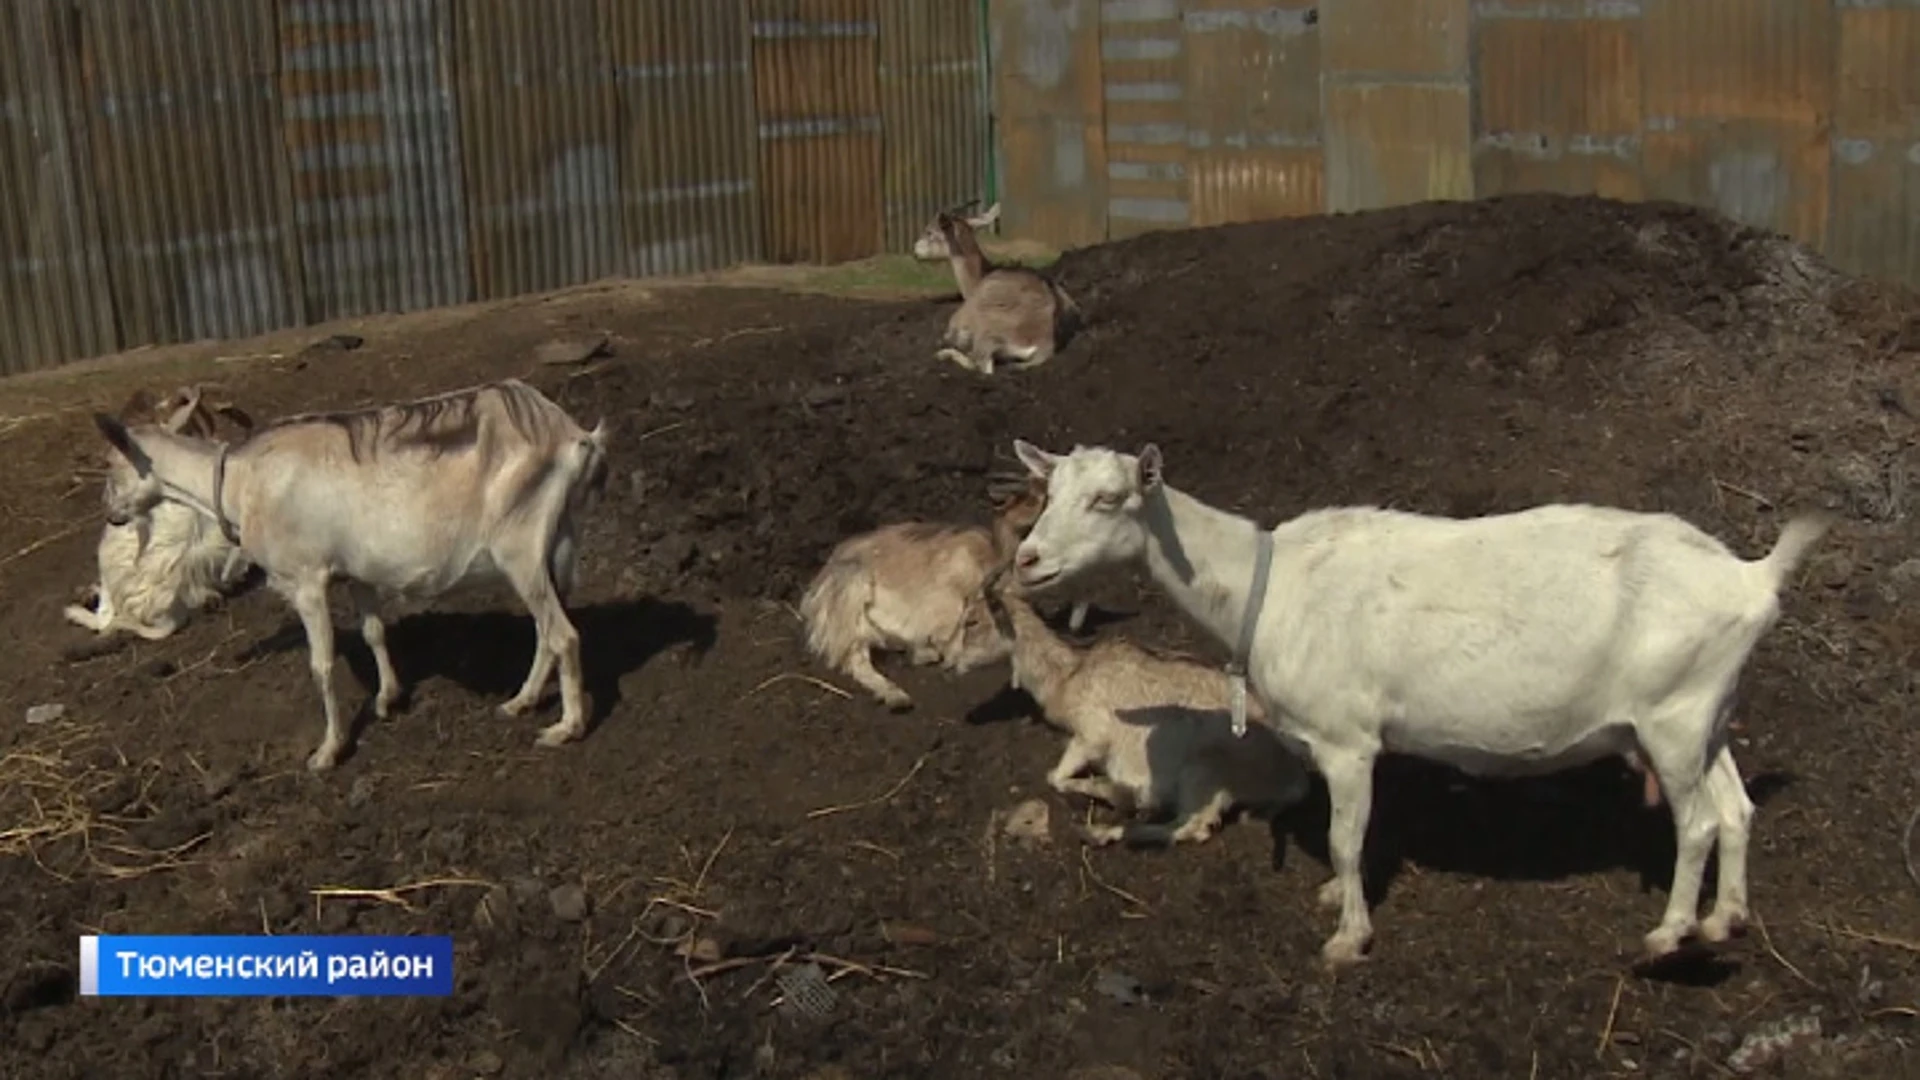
[798,476,1089,709]
[911,201,1081,376]
[983,564,1312,847]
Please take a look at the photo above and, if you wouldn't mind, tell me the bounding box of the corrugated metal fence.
[0,0,993,376]
[991,0,1920,290]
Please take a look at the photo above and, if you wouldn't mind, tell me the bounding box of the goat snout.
[1015,547,1040,569]
[105,510,131,527]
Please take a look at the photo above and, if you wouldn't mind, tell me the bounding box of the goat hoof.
[498,699,531,719]
[1320,935,1371,969]
[1083,825,1122,847]
[306,748,340,773]
[534,723,582,748]
[1641,924,1697,960]
[1700,910,1748,944]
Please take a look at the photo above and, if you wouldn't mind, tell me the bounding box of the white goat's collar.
[1226,526,1274,736]
[210,446,240,546]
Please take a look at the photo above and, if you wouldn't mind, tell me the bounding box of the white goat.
[1007,438,1834,968]
[89,378,611,772]
[66,386,256,641]
[911,201,1081,375]
[981,563,1311,846]
[797,475,1089,709]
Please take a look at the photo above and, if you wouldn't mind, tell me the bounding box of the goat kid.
[982,563,1310,847]
[798,474,1090,709]
[67,386,257,641]
[912,201,1081,376]
[90,378,610,772]
[1008,438,1833,968]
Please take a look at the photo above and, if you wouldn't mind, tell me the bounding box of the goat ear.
[216,404,256,432]
[1137,443,1164,491]
[1013,439,1057,481]
[969,202,1001,229]
[92,412,150,472]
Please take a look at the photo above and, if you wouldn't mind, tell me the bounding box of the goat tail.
[1756,510,1838,590]
[797,553,871,666]
[571,420,612,511]
[1052,281,1085,339]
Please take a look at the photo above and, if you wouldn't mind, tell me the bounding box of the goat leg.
[347,582,401,719]
[291,577,349,772]
[842,646,913,710]
[500,550,588,747]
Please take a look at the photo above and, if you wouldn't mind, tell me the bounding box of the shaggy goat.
[798,475,1090,709]
[1007,438,1834,968]
[89,378,610,772]
[66,386,256,640]
[911,201,1081,375]
[982,564,1311,846]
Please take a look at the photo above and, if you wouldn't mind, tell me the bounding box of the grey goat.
[90,378,610,772]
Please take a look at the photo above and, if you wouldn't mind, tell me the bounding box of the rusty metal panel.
[1830,6,1920,285]
[1322,0,1470,79]
[878,0,991,252]
[1321,0,1471,213]
[1837,5,1920,141]
[77,0,303,350]
[1642,0,1831,125]
[452,0,624,301]
[1323,84,1473,212]
[1639,0,1834,249]
[1828,146,1920,289]
[0,0,118,375]
[751,0,884,264]
[1181,1,1324,226]
[605,1,760,276]
[990,0,1107,247]
[283,0,472,322]
[1472,6,1642,199]
[1102,3,1187,234]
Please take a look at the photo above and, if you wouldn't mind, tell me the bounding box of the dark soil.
[3,192,1919,1080]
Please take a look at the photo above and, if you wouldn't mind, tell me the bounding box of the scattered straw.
[742,672,851,702]
[1753,911,1816,988]
[1597,975,1625,1059]
[806,753,928,819]
[1711,477,1774,509]
[308,876,492,919]
[1078,846,1152,915]
[635,421,686,443]
[1808,920,1920,956]
[0,722,207,882]
[610,1017,657,1046]
[0,514,96,571]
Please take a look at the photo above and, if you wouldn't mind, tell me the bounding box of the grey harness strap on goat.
[211,446,241,546]
[1226,525,1275,737]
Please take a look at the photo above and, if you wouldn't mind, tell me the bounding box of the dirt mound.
[606,193,1917,613]
[4,192,1919,1079]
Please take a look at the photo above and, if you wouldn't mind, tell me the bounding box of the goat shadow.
[1266,755,1795,984]
[242,595,717,760]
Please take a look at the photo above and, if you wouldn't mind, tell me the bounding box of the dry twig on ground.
[807,753,929,820]
[308,876,493,919]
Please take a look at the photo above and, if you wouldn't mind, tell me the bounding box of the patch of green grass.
[759,245,1065,298]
